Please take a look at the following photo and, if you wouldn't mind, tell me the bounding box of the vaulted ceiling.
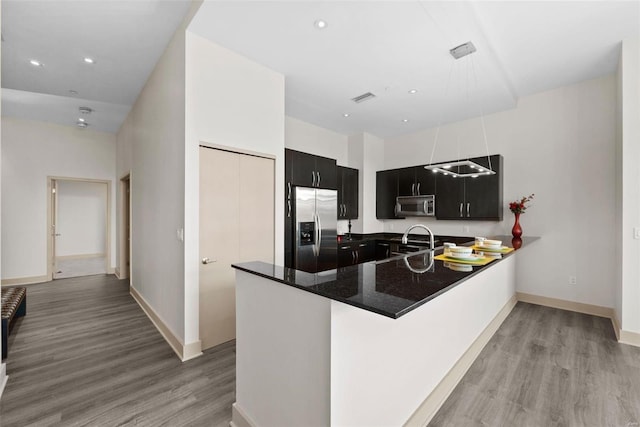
[2,1,639,137]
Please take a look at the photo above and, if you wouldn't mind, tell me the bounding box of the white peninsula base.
[233,255,516,426]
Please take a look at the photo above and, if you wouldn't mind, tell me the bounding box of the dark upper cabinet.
[376,170,404,219]
[435,154,503,220]
[464,155,503,220]
[398,166,436,197]
[287,148,337,189]
[284,150,295,268]
[337,166,359,219]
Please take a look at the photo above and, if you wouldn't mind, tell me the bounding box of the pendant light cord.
[428,58,456,165]
[471,54,493,172]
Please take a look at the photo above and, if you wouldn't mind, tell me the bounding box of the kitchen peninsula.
[232,236,538,427]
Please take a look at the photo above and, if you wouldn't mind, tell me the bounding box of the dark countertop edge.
[232,263,401,318]
[233,235,541,319]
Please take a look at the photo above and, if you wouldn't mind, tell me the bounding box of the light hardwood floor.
[2,276,639,427]
[0,275,235,426]
[430,302,640,426]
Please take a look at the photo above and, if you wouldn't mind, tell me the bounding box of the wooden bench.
[2,287,26,360]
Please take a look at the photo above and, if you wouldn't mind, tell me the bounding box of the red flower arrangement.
[509,194,535,214]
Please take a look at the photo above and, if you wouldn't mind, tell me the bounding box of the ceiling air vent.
[450,41,476,60]
[351,92,376,103]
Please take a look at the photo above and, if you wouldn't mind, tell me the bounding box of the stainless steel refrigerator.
[294,187,337,273]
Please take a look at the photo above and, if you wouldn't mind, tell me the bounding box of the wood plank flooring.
[430,302,640,427]
[0,275,235,427]
[1,276,639,427]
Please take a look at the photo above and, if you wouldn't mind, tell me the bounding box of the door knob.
[201,257,217,264]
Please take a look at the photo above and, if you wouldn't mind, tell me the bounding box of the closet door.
[199,147,274,350]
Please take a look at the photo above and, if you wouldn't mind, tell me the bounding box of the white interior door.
[199,147,274,350]
[53,180,108,279]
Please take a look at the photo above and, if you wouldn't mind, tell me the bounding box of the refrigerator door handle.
[316,213,322,257]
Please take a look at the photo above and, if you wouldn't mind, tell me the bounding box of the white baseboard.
[612,312,622,341]
[114,268,121,279]
[516,292,614,318]
[130,287,202,362]
[232,403,257,427]
[1,275,49,286]
[0,363,7,400]
[619,328,640,346]
[404,294,518,427]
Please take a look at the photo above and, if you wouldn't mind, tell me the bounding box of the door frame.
[46,176,112,281]
[118,173,131,280]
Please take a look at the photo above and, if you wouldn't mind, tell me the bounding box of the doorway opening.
[119,174,131,280]
[47,177,112,280]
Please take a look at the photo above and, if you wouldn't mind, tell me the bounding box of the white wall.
[382,75,617,309]
[183,31,285,344]
[2,118,116,280]
[619,38,640,334]
[116,8,188,344]
[347,132,384,235]
[56,180,107,256]
[285,116,348,165]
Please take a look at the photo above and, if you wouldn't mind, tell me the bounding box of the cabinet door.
[465,155,503,220]
[397,168,417,196]
[415,166,436,195]
[375,242,391,260]
[315,155,337,189]
[435,167,465,219]
[337,167,345,219]
[343,167,359,219]
[376,170,402,219]
[284,150,294,267]
[290,149,316,187]
[338,244,355,267]
[357,242,375,263]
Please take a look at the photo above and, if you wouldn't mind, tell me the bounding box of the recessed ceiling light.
[408,89,418,94]
[343,113,350,118]
[78,118,86,123]
[79,106,93,114]
[69,90,78,95]
[76,121,89,129]
[314,19,328,29]
[29,59,43,67]
[402,119,409,123]
[83,57,95,64]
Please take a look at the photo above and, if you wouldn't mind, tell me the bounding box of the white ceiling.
[189,0,640,138]
[1,0,191,133]
[2,1,639,137]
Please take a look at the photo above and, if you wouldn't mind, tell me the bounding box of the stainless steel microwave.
[395,195,435,217]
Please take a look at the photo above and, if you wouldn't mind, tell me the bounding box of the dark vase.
[512,212,523,238]
[511,237,523,249]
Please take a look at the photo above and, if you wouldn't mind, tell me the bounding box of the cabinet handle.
[312,171,316,187]
[467,203,470,217]
[287,200,291,218]
[417,182,421,195]
[287,182,291,199]
[355,251,359,263]
[317,172,321,187]
[352,251,356,263]
[359,243,367,247]
[459,203,463,217]
[395,203,400,216]
[411,183,415,196]
[344,204,347,217]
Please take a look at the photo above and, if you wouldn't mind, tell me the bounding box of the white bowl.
[449,246,473,256]
[482,239,502,248]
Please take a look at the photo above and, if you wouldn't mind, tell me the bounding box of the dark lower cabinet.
[338,241,376,267]
[376,242,391,260]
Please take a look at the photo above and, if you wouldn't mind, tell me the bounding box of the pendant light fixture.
[424,41,496,178]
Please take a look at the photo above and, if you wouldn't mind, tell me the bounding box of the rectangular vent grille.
[450,41,476,60]
[351,92,376,103]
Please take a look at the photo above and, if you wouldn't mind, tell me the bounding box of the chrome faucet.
[401,224,435,249]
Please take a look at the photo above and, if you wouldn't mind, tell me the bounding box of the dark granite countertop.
[233,235,539,319]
